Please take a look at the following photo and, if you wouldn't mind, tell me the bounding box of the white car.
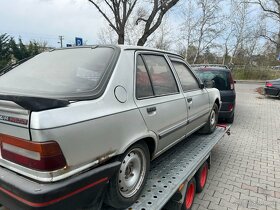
[0,45,221,209]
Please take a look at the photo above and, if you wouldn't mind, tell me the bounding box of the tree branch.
[260,34,278,45]
[88,0,118,32]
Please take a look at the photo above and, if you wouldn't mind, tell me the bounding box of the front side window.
[0,47,116,99]
[171,61,199,91]
[142,55,178,96]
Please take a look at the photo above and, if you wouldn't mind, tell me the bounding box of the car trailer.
[99,124,230,210]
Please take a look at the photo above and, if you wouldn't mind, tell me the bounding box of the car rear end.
[193,67,236,123]
[0,46,122,210]
[264,79,280,97]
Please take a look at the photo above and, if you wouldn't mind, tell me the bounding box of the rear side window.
[136,56,154,99]
[171,61,199,91]
[195,70,230,90]
[142,55,178,96]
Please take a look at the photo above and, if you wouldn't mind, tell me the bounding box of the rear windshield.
[194,69,231,90]
[0,47,116,99]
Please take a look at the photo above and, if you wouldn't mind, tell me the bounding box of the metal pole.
[58,36,64,48]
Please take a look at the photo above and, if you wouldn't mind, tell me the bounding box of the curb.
[236,80,265,84]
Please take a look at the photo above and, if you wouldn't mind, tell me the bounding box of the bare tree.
[135,0,179,45]
[228,0,250,64]
[178,0,197,59]
[88,0,180,45]
[97,26,117,44]
[192,0,224,64]
[250,0,280,54]
[144,16,172,50]
[88,0,137,44]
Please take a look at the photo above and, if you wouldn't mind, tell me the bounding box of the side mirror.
[199,83,205,89]
[203,80,215,88]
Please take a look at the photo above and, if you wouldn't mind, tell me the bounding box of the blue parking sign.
[75,37,83,46]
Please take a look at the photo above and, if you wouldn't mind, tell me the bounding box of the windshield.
[0,47,116,99]
[195,69,231,90]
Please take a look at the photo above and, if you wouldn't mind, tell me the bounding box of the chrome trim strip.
[188,110,209,124]
[159,120,187,139]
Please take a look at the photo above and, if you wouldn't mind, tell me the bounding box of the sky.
[0,0,105,47]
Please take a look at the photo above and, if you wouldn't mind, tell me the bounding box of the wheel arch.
[119,132,158,160]
[214,98,220,109]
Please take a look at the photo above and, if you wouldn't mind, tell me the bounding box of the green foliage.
[10,38,43,61]
[0,33,12,69]
[0,33,47,71]
[232,68,280,80]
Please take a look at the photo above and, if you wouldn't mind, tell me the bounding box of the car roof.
[192,66,230,72]
[52,45,184,59]
[192,64,230,69]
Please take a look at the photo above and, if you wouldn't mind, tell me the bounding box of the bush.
[232,68,280,80]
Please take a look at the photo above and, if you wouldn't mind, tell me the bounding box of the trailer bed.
[126,126,230,210]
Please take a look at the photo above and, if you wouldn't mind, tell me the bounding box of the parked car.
[0,45,221,210]
[192,65,236,123]
[264,79,280,98]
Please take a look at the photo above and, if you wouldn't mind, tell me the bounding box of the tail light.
[228,73,235,90]
[0,134,67,171]
[266,82,273,87]
[228,104,234,111]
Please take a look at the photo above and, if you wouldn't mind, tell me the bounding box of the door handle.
[147,106,156,114]
[187,98,193,103]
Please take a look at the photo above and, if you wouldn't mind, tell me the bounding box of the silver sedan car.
[0,45,220,210]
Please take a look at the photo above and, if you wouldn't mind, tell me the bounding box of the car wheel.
[195,161,208,193]
[226,113,235,123]
[200,103,218,134]
[105,142,150,209]
[182,178,196,210]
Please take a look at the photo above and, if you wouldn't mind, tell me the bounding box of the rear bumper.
[0,161,120,210]
[219,110,234,119]
[264,87,279,97]
[218,101,235,119]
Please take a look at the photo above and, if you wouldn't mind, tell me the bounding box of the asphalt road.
[193,83,280,210]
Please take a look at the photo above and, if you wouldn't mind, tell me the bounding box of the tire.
[200,103,218,134]
[226,113,235,123]
[182,178,196,210]
[105,142,150,209]
[195,162,208,193]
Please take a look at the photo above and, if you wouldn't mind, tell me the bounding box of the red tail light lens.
[228,104,234,111]
[266,82,273,87]
[0,134,67,171]
[228,73,235,90]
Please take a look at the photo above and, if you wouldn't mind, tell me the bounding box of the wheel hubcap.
[210,109,216,126]
[118,148,146,198]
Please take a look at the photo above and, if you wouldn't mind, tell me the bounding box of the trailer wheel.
[182,178,196,210]
[195,161,208,193]
[105,142,150,209]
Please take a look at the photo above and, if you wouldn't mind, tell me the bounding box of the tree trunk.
[137,37,147,46]
[277,29,280,55]
[118,33,125,44]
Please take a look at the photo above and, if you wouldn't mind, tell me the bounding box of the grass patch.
[232,68,280,80]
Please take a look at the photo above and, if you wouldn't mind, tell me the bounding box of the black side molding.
[0,95,70,111]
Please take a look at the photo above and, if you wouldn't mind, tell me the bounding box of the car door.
[134,53,188,154]
[169,58,210,133]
